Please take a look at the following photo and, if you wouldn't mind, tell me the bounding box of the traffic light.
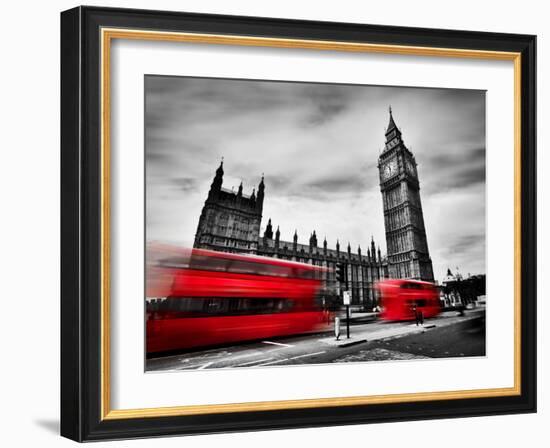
[335,263,346,284]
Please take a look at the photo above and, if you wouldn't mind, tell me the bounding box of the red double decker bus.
[376,279,441,321]
[146,244,332,354]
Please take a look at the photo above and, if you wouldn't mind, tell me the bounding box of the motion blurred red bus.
[146,244,331,354]
[376,279,440,321]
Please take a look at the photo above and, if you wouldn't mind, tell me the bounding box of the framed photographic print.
[60,6,537,441]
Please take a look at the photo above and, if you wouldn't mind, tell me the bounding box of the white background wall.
[0,0,546,446]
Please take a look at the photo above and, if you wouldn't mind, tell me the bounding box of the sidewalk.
[319,309,484,347]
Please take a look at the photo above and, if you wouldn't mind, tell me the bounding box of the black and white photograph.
[144,76,487,371]
[0,0,542,444]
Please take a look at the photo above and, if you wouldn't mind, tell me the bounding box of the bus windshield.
[158,253,317,279]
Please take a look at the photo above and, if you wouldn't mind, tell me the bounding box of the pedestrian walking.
[412,303,419,326]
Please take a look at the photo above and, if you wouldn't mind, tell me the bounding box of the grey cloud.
[145,152,170,163]
[423,146,485,194]
[301,174,366,195]
[262,174,292,192]
[145,76,486,281]
[428,146,484,167]
[442,234,485,258]
[301,85,353,126]
[446,165,485,190]
[305,102,347,126]
[171,177,199,192]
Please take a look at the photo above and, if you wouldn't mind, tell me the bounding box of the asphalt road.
[146,311,485,371]
[333,318,486,363]
[367,317,486,358]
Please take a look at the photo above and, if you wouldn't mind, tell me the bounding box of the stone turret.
[263,218,273,239]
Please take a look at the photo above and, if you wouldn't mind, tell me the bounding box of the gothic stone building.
[194,109,434,306]
[193,161,264,254]
[193,160,386,307]
[378,108,434,281]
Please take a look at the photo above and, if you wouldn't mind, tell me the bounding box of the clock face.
[382,158,398,180]
[406,159,416,175]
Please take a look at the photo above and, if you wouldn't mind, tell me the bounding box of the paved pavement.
[146,308,485,372]
[321,308,484,347]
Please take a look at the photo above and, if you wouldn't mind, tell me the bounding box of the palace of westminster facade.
[193,109,434,307]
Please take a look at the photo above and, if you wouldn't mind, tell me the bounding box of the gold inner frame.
[100,28,522,420]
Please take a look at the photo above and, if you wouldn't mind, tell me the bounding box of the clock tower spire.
[378,108,434,281]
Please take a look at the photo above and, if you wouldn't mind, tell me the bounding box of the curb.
[319,337,368,347]
[334,338,367,347]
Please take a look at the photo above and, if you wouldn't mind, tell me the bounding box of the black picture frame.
[61,5,536,442]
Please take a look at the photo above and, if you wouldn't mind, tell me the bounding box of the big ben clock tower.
[378,107,434,281]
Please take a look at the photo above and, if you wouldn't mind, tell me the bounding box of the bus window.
[290,267,316,280]
[188,254,231,272]
[148,297,297,317]
[158,256,190,269]
[226,260,292,277]
[256,264,293,278]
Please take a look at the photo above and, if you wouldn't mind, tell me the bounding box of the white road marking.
[178,351,231,363]
[197,362,214,370]
[224,350,275,362]
[262,341,293,347]
[170,339,325,370]
[179,348,286,369]
[288,351,326,360]
[235,357,275,367]
[257,358,290,366]
[179,363,214,370]
[256,351,327,366]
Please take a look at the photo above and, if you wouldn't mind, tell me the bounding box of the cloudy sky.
[145,75,486,282]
